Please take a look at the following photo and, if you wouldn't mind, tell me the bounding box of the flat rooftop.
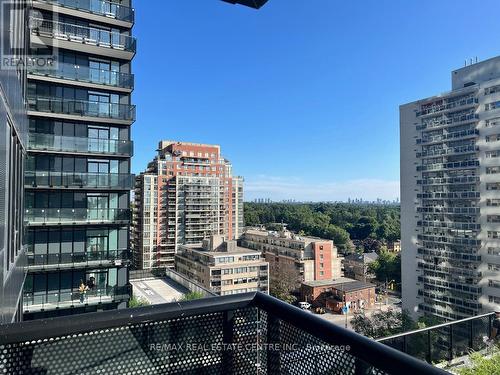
[181,243,262,257]
[130,277,189,305]
[244,228,331,243]
[302,278,375,291]
[302,277,357,288]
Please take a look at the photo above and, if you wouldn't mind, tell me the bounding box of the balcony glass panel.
[27,96,136,121]
[28,63,134,89]
[28,133,133,155]
[31,18,136,53]
[26,249,130,268]
[37,0,135,23]
[25,208,130,224]
[25,171,134,189]
[23,285,130,310]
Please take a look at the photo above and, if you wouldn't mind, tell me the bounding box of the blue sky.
[132,0,500,202]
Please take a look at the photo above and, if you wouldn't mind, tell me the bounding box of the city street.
[314,297,402,331]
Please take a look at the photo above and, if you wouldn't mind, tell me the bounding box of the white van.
[299,302,311,310]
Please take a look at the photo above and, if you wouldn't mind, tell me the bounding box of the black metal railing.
[0,292,446,374]
[378,312,495,365]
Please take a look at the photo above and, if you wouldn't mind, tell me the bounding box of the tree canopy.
[244,203,400,252]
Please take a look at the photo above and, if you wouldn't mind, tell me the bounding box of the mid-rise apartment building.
[240,228,342,283]
[133,141,244,269]
[175,235,268,295]
[23,0,135,320]
[401,56,500,320]
[0,0,29,324]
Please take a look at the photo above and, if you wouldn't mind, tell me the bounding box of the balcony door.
[87,193,109,221]
[87,235,108,261]
[88,92,119,118]
[89,60,111,85]
[88,126,110,153]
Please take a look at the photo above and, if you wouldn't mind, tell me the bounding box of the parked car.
[299,302,311,310]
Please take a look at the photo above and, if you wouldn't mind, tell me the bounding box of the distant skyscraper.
[401,56,500,320]
[133,141,244,269]
[23,0,135,320]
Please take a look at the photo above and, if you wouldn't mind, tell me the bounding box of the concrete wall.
[400,102,420,319]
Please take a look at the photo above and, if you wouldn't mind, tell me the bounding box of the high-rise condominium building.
[0,0,29,324]
[401,56,500,320]
[133,141,244,270]
[23,0,135,320]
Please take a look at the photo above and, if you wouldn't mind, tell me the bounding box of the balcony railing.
[26,249,130,270]
[379,312,494,366]
[36,0,135,23]
[28,133,133,155]
[23,285,131,313]
[26,171,134,189]
[0,292,446,375]
[25,208,130,225]
[30,18,136,53]
[28,62,134,89]
[27,96,136,122]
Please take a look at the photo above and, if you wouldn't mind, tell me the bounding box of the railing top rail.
[378,311,495,342]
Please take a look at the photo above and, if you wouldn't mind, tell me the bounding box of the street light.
[221,0,269,9]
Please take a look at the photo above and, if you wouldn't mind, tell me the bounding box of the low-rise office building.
[301,277,376,313]
[175,235,268,296]
[240,228,342,283]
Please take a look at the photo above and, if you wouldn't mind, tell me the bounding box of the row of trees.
[244,202,400,252]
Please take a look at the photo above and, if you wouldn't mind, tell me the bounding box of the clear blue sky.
[132,0,500,202]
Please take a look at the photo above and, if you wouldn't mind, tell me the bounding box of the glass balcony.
[379,313,494,365]
[25,208,130,225]
[23,285,131,312]
[28,63,134,89]
[36,0,135,23]
[28,133,133,156]
[25,171,134,189]
[31,18,136,53]
[27,96,136,122]
[26,249,130,270]
[1,292,444,375]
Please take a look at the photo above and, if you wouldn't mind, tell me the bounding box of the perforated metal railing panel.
[0,309,389,375]
[0,293,448,375]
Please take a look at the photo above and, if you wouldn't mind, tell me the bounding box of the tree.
[349,216,378,240]
[179,291,204,301]
[351,309,415,339]
[269,261,302,304]
[457,351,500,375]
[129,296,150,308]
[368,250,401,285]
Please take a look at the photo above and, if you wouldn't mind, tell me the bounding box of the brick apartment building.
[240,228,342,283]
